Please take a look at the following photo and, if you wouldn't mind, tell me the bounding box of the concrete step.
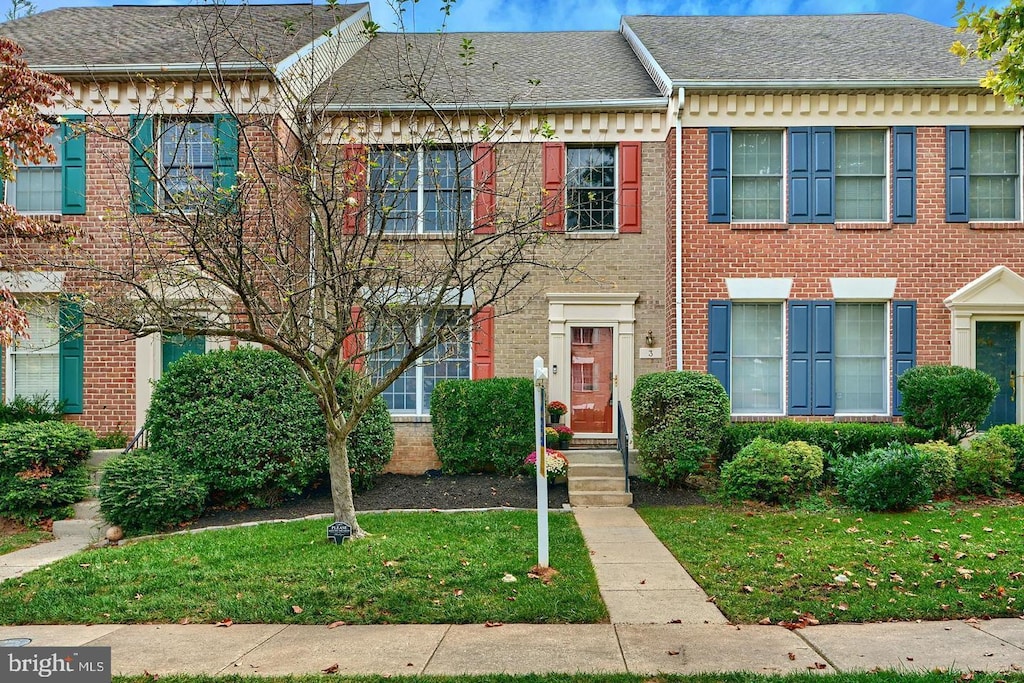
[570,491,633,507]
[569,475,628,493]
[564,449,622,465]
[568,462,625,478]
[74,499,100,520]
[51,518,104,542]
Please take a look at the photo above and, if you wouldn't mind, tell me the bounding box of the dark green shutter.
[129,115,155,214]
[162,334,206,373]
[58,298,84,414]
[707,300,731,392]
[892,301,917,416]
[892,127,916,223]
[707,128,731,223]
[213,114,238,195]
[946,126,969,223]
[61,115,86,215]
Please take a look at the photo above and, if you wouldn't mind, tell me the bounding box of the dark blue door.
[976,322,1017,429]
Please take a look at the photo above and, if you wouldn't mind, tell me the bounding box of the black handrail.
[616,400,630,493]
[123,427,148,454]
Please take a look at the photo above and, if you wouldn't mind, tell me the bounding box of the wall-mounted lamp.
[645,330,656,348]
[552,364,558,375]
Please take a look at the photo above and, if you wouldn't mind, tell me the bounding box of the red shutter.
[619,141,642,233]
[473,143,496,234]
[472,305,495,379]
[342,306,365,372]
[342,144,367,235]
[541,142,565,232]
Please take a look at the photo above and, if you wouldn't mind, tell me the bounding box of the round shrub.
[99,452,207,535]
[957,433,1014,495]
[835,444,932,512]
[632,371,730,486]
[897,365,999,442]
[719,438,823,504]
[0,421,94,523]
[147,349,393,507]
[986,424,1024,492]
[913,440,959,494]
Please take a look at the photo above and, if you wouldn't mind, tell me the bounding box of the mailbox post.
[533,356,549,568]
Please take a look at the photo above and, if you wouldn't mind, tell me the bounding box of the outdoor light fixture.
[645,330,656,347]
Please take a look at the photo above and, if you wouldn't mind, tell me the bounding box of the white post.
[533,355,549,568]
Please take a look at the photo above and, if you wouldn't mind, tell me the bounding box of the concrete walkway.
[0,501,104,582]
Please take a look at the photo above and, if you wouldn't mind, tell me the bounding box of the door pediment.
[946,266,1024,313]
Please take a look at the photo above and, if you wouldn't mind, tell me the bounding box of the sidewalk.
[1,507,1024,676]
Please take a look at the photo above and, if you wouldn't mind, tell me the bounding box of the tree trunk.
[327,425,366,538]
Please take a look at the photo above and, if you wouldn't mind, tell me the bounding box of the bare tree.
[35,1,576,537]
[4,0,36,23]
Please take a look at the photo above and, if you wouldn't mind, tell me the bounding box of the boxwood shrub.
[719,438,823,504]
[957,433,1014,495]
[147,349,393,507]
[720,420,932,465]
[632,371,730,486]
[431,377,533,475]
[986,424,1024,492]
[835,443,932,512]
[897,364,999,442]
[99,452,207,535]
[0,421,95,523]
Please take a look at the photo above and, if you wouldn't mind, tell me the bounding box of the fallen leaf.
[484,621,504,628]
[178,618,191,625]
[453,589,464,597]
[669,619,682,624]
[808,662,827,670]
[960,534,973,541]
[216,619,233,628]
[79,563,90,568]
[322,663,339,674]
[836,603,849,611]
[667,651,680,656]
[983,527,994,533]
[986,553,998,560]
[528,564,559,584]
[291,606,303,614]
[501,573,517,583]
[742,585,755,593]
[327,621,346,629]
[960,673,975,681]
[788,652,797,661]
[758,618,773,625]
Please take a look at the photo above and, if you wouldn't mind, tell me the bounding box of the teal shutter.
[129,115,155,214]
[61,115,86,215]
[58,298,84,414]
[892,127,916,223]
[162,334,206,373]
[707,128,731,223]
[946,126,969,223]
[788,128,812,223]
[213,114,238,195]
[891,301,917,416]
[707,300,731,392]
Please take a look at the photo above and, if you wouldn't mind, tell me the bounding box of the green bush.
[431,378,533,475]
[897,365,999,442]
[632,371,730,486]
[913,440,959,494]
[147,349,393,507]
[835,444,932,512]
[986,424,1024,492]
[719,438,824,504]
[0,394,65,424]
[720,420,932,463]
[99,452,207,535]
[957,433,1014,495]
[95,430,130,450]
[0,421,95,522]
[339,371,395,491]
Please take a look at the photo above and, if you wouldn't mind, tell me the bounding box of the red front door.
[569,326,614,434]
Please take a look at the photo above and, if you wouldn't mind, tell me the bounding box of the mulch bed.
[190,472,705,530]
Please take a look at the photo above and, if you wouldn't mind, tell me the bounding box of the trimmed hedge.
[719,438,823,504]
[147,349,393,508]
[0,395,65,424]
[986,424,1024,492]
[957,433,1014,495]
[99,452,207,535]
[720,420,932,464]
[633,371,730,486]
[835,444,932,512]
[431,378,533,475]
[914,440,959,494]
[897,365,999,442]
[0,421,95,523]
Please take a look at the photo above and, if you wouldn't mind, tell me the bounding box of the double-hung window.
[7,130,62,214]
[370,148,472,234]
[368,310,471,414]
[730,303,784,414]
[566,146,616,231]
[947,127,1021,222]
[730,131,783,222]
[835,130,886,222]
[834,303,887,414]
[159,119,215,206]
[3,295,84,413]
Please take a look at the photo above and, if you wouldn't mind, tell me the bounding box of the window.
[7,130,62,214]
[7,299,60,400]
[835,303,887,414]
[731,131,783,221]
[970,128,1019,221]
[730,303,784,414]
[159,119,215,205]
[369,148,472,234]
[368,310,471,414]
[835,130,886,221]
[566,146,616,231]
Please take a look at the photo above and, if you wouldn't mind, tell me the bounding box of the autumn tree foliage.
[953,0,1024,103]
[0,37,70,344]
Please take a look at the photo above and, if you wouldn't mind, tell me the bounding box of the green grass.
[0,511,605,625]
[110,674,1024,683]
[639,504,1024,625]
[0,526,52,555]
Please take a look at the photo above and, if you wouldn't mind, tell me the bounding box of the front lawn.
[639,504,1024,624]
[0,511,605,625]
[0,519,52,555]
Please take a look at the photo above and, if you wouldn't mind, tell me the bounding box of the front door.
[976,321,1018,429]
[162,334,206,373]
[569,325,615,434]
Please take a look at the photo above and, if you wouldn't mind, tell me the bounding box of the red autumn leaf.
[484,621,503,628]
[215,619,233,628]
[322,663,339,674]
[327,621,346,629]
[788,652,797,661]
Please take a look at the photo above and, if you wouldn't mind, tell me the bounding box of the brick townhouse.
[4,6,1023,473]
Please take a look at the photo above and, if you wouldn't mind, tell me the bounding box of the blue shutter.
[892,127,916,223]
[788,128,812,223]
[708,128,731,223]
[61,115,86,215]
[891,300,917,416]
[58,298,84,414]
[788,301,812,415]
[946,126,969,223]
[213,114,238,195]
[811,128,835,223]
[708,300,731,393]
[811,300,835,416]
[129,115,155,214]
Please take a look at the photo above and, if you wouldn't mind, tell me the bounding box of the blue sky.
[19,0,969,31]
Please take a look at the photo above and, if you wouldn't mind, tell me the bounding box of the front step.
[566,449,631,507]
[569,491,633,507]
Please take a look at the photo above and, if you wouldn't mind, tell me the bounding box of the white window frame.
[968,127,1022,223]
[565,145,618,233]
[4,297,60,403]
[5,129,62,216]
[730,129,786,224]
[834,128,890,224]
[729,300,786,417]
[371,147,474,235]
[833,301,891,417]
[158,117,216,208]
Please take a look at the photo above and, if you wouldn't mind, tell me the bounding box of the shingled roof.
[622,13,987,86]
[318,30,665,109]
[1,3,366,71]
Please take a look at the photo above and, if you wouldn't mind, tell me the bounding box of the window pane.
[971,129,1018,174]
[731,303,783,414]
[10,130,61,213]
[835,303,886,414]
[566,147,615,231]
[836,177,885,221]
[970,176,1018,220]
[835,130,885,175]
[970,129,1019,220]
[835,130,885,221]
[731,131,782,221]
[10,299,60,401]
[160,120,215,205]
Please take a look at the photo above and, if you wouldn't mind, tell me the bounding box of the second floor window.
[8,130,62,214]
[970,128,1019,221]
[731,131,783,222]
[370,148,472,234]
[160,119,215,205]
[835,129,886,222]
[566,146,616,231]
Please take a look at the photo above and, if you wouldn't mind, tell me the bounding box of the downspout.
[675,87,684,371]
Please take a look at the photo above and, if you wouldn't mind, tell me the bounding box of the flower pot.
[548,412,562,424]
[548,475,567,486]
